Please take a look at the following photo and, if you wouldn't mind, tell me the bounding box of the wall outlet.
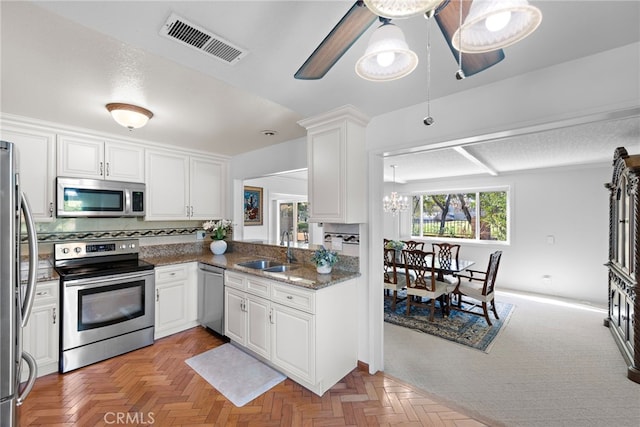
[196,230,206,240]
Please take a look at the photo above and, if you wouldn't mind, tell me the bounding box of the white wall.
[385,164,610,305]
[230,137,307,240]
[243,174,307,242]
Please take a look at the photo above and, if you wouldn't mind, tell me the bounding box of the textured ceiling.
[1,1,639,180]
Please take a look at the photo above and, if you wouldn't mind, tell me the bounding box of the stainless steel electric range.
[54,239,155,373]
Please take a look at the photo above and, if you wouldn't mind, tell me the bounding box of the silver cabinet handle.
[190,206,194,217]
[49,202,54,217]
[186,205,190,217]
[106,162,110,176]
[269,308,274,324]
[52,307,56,324]
[99,161,104,176]
[156,289,159,302]
[286,295,293,300]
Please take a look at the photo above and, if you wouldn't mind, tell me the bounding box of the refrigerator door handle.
[16,351,37,405]
[20,192,38,328]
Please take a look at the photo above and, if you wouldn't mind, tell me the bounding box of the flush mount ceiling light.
[355,22,418,81]
[364,0,445,19]
[451,0,542,53]
[106,103,154,130]
[383,165,410,215]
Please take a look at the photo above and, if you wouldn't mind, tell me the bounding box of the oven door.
[62,270,155,351]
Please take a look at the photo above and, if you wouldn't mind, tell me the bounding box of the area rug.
[185,343,286,407]
[384,290,514,353]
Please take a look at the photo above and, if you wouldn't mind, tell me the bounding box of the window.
[279,201,309,243]
[411,189,508,242]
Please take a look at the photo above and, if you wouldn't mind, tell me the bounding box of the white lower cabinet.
[22,280,59,380]
[270,303,315,384]
[154,263,198,340]
[224,270,357,396]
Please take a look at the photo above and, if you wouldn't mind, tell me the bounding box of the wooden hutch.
[604,147,640,383]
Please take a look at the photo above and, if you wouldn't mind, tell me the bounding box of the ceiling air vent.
[160,13,247,64]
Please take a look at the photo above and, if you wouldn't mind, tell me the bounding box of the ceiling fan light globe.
[376,51,396,67]
[355,23,418,81]
[451,0,542,53]
[364,0,445,19]
[485,11,511,32]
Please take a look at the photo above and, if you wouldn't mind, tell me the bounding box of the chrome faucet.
[283,231,296,263]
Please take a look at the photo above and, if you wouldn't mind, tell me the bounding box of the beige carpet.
[384,291,640,427]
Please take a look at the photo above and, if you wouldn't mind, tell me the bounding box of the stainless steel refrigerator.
[0,140,38,426]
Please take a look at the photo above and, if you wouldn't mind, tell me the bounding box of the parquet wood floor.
[18,327,489,426]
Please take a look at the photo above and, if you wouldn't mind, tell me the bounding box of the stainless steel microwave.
[56,177,145,217]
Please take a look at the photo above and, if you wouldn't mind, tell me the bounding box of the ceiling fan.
[294,0,509,80]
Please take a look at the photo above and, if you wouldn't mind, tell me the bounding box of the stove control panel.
[54,239,140,261]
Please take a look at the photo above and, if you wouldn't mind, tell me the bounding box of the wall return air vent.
[160,13,248,64]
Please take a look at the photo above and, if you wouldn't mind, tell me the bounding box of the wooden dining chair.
[432,242,461,285]
[402,249,449,321]
[451,251,503,326]
[402,240,424,251]
[384,247,406,310]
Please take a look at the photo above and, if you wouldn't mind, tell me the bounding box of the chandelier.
[383,165,410,215]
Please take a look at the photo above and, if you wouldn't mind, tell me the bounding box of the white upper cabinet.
[57,134,145,182]
[0,124,56,221]
[145,148,227,221]
[298,105,369,224]
[190,156,225,220]
[145,149,190,220]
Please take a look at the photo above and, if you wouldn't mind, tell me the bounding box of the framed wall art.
[243,186,263,226]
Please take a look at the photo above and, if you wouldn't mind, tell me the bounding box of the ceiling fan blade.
[294,1,378,80]
[435,0,505,77]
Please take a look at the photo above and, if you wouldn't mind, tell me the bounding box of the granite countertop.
[23,259,58,283]
[142,250,360,290]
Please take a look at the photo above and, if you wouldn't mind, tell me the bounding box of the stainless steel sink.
[263,264,298,273]
[237,259,282,270]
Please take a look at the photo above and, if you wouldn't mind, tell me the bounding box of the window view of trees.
[411,190,508,242]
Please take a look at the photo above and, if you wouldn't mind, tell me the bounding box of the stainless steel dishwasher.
[197,263,225,336]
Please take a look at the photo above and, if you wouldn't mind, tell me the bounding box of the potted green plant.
[310,246,339,274]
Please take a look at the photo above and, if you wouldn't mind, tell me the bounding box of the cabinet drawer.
[246,276,271,298]
[225,271,245,290]
[34,281,58,305]
[156,265,188,283]
[271,283,315,314]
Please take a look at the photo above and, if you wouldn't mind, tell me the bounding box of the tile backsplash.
[27,217,204,255]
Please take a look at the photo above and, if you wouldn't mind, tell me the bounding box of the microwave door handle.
[20,192,38,328]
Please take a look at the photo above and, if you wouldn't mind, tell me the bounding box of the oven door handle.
[63,271,154,288]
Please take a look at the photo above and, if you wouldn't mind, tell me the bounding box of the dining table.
[393,251,475,281]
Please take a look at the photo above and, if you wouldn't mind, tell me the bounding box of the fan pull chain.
[456,0,466,80]
[423,14,434,126]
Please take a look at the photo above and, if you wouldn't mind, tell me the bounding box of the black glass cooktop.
[55,259,154,280]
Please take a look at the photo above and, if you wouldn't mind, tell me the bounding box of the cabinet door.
[0,126,55,221]
[246,294,270,359]
[104,141,145,182]
[224,287,246,344]
[23,302,58,378]
[57,134,105,179]
[271,303,315,383]
[190,156,225,220]
[22,280,59,379]
[145,149,190,220]
[308,125,344,222]
[155,281,188,339]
